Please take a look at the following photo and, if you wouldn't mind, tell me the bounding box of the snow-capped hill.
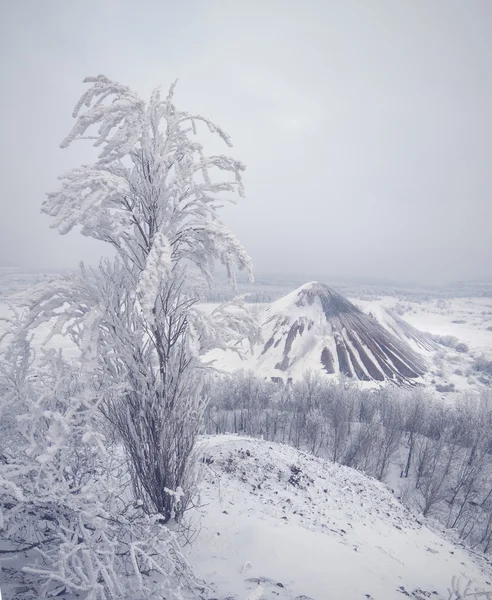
[257,282,427,384]
[190,435,492,600]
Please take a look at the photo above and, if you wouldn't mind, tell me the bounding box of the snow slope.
[402,298,492,358]
[358,301,439,354]
[353,296,492,361]
[355,296,492,394]
[189,436,492,600]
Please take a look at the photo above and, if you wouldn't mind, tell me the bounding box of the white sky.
[1,0,491,283]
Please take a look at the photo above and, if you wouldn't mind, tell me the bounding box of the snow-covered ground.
[355,296,492,395]
[188,435,492,600]
[3,271,492,597]
[355,296,492,357]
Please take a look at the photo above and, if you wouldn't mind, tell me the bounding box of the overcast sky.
[1,1,491,283]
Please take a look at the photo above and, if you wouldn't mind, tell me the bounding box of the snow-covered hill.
[207,282,430,385]
[189,435,492,600]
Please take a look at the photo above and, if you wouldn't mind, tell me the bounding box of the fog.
[1,0,491,283]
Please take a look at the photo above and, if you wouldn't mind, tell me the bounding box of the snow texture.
[189,435,492,600]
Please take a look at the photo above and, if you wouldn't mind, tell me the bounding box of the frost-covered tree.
[0,339,199,599]
[27,75,258,523]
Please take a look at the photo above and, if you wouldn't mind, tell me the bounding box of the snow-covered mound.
[255,282,427,384]
[189,436,492,600]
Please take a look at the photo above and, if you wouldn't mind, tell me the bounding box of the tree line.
[204,371,492,553]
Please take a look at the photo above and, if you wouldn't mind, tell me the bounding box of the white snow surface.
[355,296,492,395]
[355,296,492,358]
[188,435,492,600]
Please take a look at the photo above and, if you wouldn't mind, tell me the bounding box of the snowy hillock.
[231,282,429,385]
[189,435,492,600]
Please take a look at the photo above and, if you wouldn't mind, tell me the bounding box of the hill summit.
[189,435,492,599]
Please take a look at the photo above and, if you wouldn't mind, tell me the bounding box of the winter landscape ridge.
[203,279,492,395]
[2,267,492,599]
[1,6,492,594]
[3,270,492,394]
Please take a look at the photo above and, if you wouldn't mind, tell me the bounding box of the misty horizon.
[1,1,491,285]
[2,5,492,594]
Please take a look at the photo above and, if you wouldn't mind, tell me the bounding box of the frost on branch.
[0,340,200,599]
[43,74,253,287]
[188,297,261,358]
[137,231,171,323]
[31,74,258,532]
[61,75,146,164]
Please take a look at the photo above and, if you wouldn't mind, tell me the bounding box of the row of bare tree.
[204,371,492,553]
